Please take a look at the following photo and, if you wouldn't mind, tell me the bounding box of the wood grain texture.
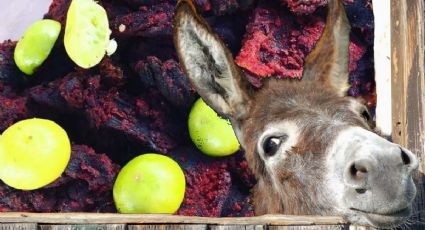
[39,225,126,230]
[391,0,425,229]
[0,213,345,226]
[0,224,37,230]
[208,225,263,230]
[268,226,347,230]
[128,225,207,230]
[347,226,371,230]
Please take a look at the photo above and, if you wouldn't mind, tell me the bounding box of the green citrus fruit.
[14,19,61,75]
[0,118,71,190]
[64,0,111,68]
[188,98,240,157]
[113,153,186,214]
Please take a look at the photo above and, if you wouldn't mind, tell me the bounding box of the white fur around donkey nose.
[328,126,418,215]
[343,145,417,194]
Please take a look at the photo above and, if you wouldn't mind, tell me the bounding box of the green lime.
[113,153,186,214]
[64,0,111,68]
[0,118,71,190]
[14,19,61,75]
[188,98,240,157]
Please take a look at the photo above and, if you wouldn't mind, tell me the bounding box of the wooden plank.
[0,223,37,230]
[39,224,126,230]
[391,0,425,154]
[208,225,263,230]
[391,0,425,229]
[0,213,345,226]
[128,225,207,230]
[348,226,371,230]
[268,226,347,230]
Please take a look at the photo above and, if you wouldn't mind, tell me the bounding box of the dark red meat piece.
[0,40,29,88]
[208,0,239,16]
[193,0,213,13]
[123,0,162,8]
[236,3,325,78]
[0,145,119,212]
[99,57,127,87]
[344,0,373,31]
[0,41,32,131]
[235,1,369,78]
[29,72,180,156]
[236,0,374,102]
[0,92,28,132]
[281,0,328,15]
[226,152,257,189]
[208,13,252,54]
[193,0,254,16]
[112,3,175,38]
[109,0,254,38]
[169,146,254,217]
[178,163,232,216]
[133,56,196,108]
[127,38,177,62]
[119,0,254,16]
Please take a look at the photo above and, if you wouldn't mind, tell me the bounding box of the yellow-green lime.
[113,153,186,214]
[188,98,240,157]
[0,118,71,190]
[64,0,111,68]
[14,19,61,75]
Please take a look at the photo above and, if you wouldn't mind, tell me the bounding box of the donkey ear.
[173,0,250,120]
[302,0,351,96]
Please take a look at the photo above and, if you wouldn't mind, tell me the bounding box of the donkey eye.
[263,135,288,157]
[361,109,371,121]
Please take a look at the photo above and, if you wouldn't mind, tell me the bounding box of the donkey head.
[173,0,418,228]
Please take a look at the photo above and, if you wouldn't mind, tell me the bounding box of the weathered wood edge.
[0,223,38,230]
[390,0,425,229]
[390,0,425,186]
[391,0,425,158]
[0,213,346,226]
[39,224,127,230]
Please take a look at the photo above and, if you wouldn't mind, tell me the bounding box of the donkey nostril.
[350,163,368,180]
[400,148,411,165]
[355,188,367,194]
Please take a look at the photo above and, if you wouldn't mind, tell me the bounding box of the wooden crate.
[0,213,351,229]
[0,0,423,229]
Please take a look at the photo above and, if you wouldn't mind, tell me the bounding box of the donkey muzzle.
[329,126,419,227]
